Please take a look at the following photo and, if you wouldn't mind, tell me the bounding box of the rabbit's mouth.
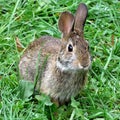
[56,59,90,72]
[79,63,90,71]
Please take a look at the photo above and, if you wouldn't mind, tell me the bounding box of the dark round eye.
[68,44,73,52]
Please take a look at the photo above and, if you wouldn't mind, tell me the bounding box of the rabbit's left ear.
[74,3,88,33]
[58,11,74,38]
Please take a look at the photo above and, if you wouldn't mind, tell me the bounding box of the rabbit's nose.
[81,61,90,68]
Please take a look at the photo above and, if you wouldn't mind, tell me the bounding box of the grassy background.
[0,0,120,119]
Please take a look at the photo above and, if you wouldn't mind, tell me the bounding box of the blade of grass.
[69,109,75,120]
[100,48,113,81]
[7,0,21,32]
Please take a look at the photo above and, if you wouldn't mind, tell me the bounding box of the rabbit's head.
[57,3,91,71]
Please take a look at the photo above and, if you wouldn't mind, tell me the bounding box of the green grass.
[0,0,120,119]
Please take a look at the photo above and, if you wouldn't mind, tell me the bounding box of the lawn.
[0,0,120,119]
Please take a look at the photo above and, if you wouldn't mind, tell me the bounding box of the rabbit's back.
[19,36,61,82]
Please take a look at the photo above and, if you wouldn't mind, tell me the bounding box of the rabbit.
[19,3,91,105]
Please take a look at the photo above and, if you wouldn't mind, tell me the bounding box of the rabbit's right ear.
[58,11,74,38]
[74,3,88,33]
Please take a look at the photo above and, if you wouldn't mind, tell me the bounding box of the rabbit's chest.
[41,69,86,102]
[54,72,85,99]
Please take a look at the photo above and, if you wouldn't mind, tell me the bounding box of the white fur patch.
[56,61,70,71]
[78,63,83,69]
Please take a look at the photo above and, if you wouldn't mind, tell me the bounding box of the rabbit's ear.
[74,3,88,33]
[58,11,74,38]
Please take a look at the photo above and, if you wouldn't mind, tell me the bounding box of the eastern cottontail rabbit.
[19,3,91,105]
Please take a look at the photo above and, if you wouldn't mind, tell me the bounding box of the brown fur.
[19,3,91,105]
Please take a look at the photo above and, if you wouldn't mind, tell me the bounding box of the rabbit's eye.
[68,44,73,52]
